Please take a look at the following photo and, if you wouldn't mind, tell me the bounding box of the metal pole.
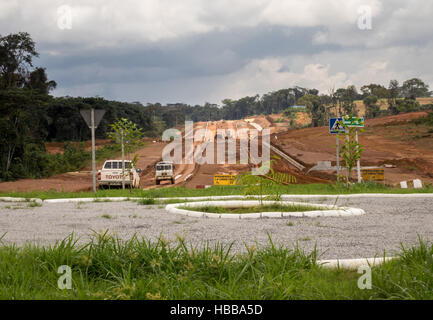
[336,136,340,182]
[121,130,125,190]
[345,133,349,183]
[356,129,362,183]
[91,108,96,193]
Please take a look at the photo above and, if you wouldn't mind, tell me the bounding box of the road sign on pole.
[329,118,345,181]
[361,168,385,181]
[80,109,106,193]
[329,118,345,134]
[214,175,236,186]
[343,117,364,128]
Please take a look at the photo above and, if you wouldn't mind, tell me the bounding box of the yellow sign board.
[361,168,385,181]
[214,174,236,186]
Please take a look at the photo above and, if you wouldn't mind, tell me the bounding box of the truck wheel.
[156,180,160,185]
[171,178,175,184]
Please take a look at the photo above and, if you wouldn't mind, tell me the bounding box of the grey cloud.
[2,0,431,104]
[38,25,337,88]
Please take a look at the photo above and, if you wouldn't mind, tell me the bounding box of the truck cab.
[97,160,141,189]
[155,161,175,185]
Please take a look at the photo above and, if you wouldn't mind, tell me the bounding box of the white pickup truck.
[97,160,142,189]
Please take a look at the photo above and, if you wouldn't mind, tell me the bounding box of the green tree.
[107,118,145,189]
[361,83,389,99]
[298,94,326,127]
[25,67,57,94]
[0,88,51,180]
[0,32,38,89]
[387,80,400,114]
[396,98,421,113]
[337,117,364,186]
[335,86,359,116]
[363,95,380,119]
[401,78,431,99]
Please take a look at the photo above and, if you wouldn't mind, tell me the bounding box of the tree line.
[149,80,432,129]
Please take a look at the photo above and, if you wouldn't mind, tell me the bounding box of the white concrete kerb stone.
[2,193,432,205]
[165,200,365,219]
[318,257,395,270]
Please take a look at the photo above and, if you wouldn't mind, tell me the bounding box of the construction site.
[0,108,432,193]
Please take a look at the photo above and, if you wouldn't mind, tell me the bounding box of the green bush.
[412,112,433,127]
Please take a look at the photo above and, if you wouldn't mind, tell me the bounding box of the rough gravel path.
[1,196,432,259]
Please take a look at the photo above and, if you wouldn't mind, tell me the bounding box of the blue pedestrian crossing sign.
[329,118,345,134]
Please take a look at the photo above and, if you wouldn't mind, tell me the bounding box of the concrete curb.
[2,193,432,204]
[282,193,433,199]
[0,197,42,203]
[43,197,142,203]
[165,200,365,219]
[317,257,395,270]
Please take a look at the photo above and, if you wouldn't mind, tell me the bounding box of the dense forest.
[1,32,432,181]
[150,79,432,129]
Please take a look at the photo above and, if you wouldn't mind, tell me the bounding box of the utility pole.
[336,136,340,182]
[80,108,106,193]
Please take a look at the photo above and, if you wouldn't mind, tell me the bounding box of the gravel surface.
[1,197,433,259]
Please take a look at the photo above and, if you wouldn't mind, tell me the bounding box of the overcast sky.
[1,0,432,105]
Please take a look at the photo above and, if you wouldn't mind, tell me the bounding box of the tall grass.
[0,233,432,300]
[1,182,433,200]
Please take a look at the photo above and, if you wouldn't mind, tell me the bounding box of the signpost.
[329,118,345,181]
[214,174,236,186]
[343,117,364,128]
[361,168,385,181]
[80,108,106,193]
[343,116,364,183]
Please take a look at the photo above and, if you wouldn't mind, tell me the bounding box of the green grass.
[1,182,432,200]
[137,198,155,205]
[0,233,432,299]
[178,204,326,214]
[27,202,42,208]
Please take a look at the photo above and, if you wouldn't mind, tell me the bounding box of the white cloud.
[206,43,433,102]
[208,58,350,101]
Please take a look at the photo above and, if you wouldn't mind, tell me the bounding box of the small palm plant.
[336,115,364,187]
[236,156,297,207]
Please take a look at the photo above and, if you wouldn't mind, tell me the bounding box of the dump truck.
[155,161,175,185]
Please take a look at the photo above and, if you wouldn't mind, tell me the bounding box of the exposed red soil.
[2,110,432,192]
[273,112,433,185]
[0,140,168,192]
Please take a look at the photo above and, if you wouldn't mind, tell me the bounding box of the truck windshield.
[157,165,172,170]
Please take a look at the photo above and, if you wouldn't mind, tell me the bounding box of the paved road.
[1,196,432,259]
